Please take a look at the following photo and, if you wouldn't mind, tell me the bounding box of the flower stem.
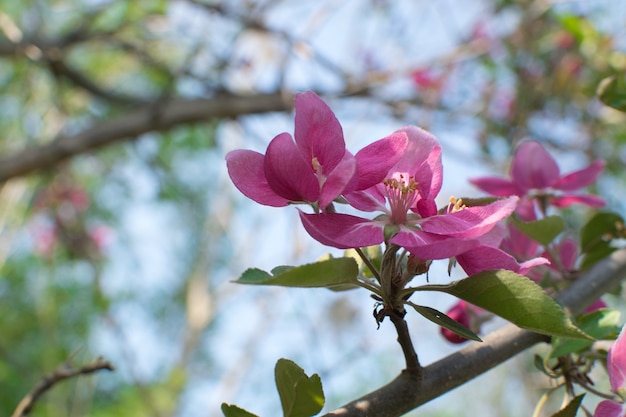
[388,311,421,374]
[355,247,382,283]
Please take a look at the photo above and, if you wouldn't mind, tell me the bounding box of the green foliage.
[407,303,482,342]
[548,394,585,417]
[510,215,565,246]
[598,75,626,113]
[221,359,324,417]
[416,270,592,340]
[221,404,260,417]
[275,359,325,417]
[234,258,359,289]
[550,309,621,358]
[580,212,625,270]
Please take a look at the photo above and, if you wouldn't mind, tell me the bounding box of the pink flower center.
[383,174,419,224]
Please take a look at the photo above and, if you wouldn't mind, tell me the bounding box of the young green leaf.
[510,215,565,246]
[549,394,585,417]
[550,308,621,358]
[407,302,482,342]
[275,359,324,417]
[415,270,592,340]
[234,258,359,289]
[598,74,626,113]
[580,211,625,270]
[221,403,259,417]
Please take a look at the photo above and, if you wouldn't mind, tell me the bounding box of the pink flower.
[594,327,626,417]
[441,301,488,344]
[300,126,519,260]
[410,68,445,91]
[226,91,407,210]
[470,141,605,220]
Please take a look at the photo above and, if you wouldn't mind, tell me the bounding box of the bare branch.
[323,248,626,417]
[0,92,292,183]
[11,357,114,417]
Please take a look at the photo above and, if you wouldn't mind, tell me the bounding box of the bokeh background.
[1,1,626,416]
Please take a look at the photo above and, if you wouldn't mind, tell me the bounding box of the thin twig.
[388,312,421,374]
[11,357,114,417]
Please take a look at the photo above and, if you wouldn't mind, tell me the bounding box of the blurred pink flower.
[441,300,487,344]
[470,141,605,220]
[410,68,445,91]
[594,326,626,417]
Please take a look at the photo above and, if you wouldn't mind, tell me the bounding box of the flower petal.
[593,400,625,417]
[456,246,549,276]
[353,131,409,190]
[511,141,560,190]
[554,160,605,191]
[396,126,443,203]
[393,231,480,260]
[298,211,383,249]
[319,153,357,209]
[551,193,605,208]
[294,91,345,171]
[420,197,518,238]
[226,149,289,207]
[608,326,626,392]
[469,177,520,197]
[265,132,320,203]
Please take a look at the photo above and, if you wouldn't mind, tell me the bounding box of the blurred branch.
[0,92,292,183]
[11,357,114,417]
[324,247,626,417]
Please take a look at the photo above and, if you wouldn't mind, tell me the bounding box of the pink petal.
[344,188,387,212]
[456,246,549,276]
[264,133,320,203]
[593,400,624,417]
[393,232,480,260]
[554,160,605,191]
[558,238,579,271]
[469,177,520,197]
[353,132,409,190]
[608,326,626,392]
[226,149,289,207]
[585,298,607,314]
[319,154,357,209]
[395,126,443,201]
[298,211,384,249]
[511,141,560,191]
[294,91,345,171]
[551,193,605,208]
[420,197,518,238]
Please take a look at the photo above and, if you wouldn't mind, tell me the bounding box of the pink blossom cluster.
[226,91,548,276]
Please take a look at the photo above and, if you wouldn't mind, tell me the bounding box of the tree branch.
[0,92,292,183]
[323,248,626,417]
[11,357,114,417]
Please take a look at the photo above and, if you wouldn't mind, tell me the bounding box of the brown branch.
[0,92,292,183]
[323,247,626,417]
[11,357,114,417]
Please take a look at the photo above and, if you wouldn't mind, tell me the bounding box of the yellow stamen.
[448,196,466,213]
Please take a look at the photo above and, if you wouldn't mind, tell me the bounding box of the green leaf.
[598,75,626,113]
[407,303,482,342]
[416,270,592,340]
[275,359,325,417]
[549,394,585,417]
[221,403,259,417]
[550,309,621,358]
[510,215,565,246]
[580,212,625,270]
[234,258,359,289]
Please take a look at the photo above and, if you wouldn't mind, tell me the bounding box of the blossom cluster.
[227,91,547,276]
